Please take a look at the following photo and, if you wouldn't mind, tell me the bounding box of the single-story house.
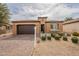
[12,17,63,36]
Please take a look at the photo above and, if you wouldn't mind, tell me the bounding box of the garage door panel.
[17,25,34,34]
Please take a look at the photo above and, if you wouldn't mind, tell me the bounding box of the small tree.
[65,17,73,21]
[0,3,10,27]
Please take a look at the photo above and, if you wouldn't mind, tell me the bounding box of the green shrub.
[51,33,55,37]
[63,36,68,41]
[54,34,60,40]
[58,32,63,36]
[58,34,61,38]
[51,33,56,38]
[47,36,51,40]
[71,36,78,44]
[41,36,46,41]
[72,32,79,36]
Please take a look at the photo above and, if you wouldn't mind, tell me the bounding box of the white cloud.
[8,3,79,21]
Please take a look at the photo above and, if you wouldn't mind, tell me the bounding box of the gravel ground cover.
[33,37,79,56]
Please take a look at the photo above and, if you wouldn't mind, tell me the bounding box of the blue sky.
[7,3,79,21]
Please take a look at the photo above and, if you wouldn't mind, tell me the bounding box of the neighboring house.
[12,17,63,36]
[63,18,79,33]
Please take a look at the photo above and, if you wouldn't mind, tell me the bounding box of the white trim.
[34,26,36,48]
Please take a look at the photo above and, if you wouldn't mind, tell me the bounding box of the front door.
[41,24,45,33]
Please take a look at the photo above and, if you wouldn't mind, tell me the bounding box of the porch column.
[34,26,36,48]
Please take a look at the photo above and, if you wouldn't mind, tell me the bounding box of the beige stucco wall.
[45,22,63,33]
[38,17,47,24]
[58,23,63,32]
[45,23,51,33]
[63,22,79,33]
[12,22,40,35]
[38,19,46,24]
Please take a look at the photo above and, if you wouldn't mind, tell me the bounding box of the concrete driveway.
[0,35,34,56]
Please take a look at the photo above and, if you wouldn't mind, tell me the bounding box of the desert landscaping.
[1,31,79,56]
[33,32,79,56]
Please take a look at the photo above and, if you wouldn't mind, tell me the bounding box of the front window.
[51,23,59,31]
[51,23,57,29]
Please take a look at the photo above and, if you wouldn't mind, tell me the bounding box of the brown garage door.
[17,25,35,34]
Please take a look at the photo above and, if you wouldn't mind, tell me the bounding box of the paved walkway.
[0,35,34,56]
